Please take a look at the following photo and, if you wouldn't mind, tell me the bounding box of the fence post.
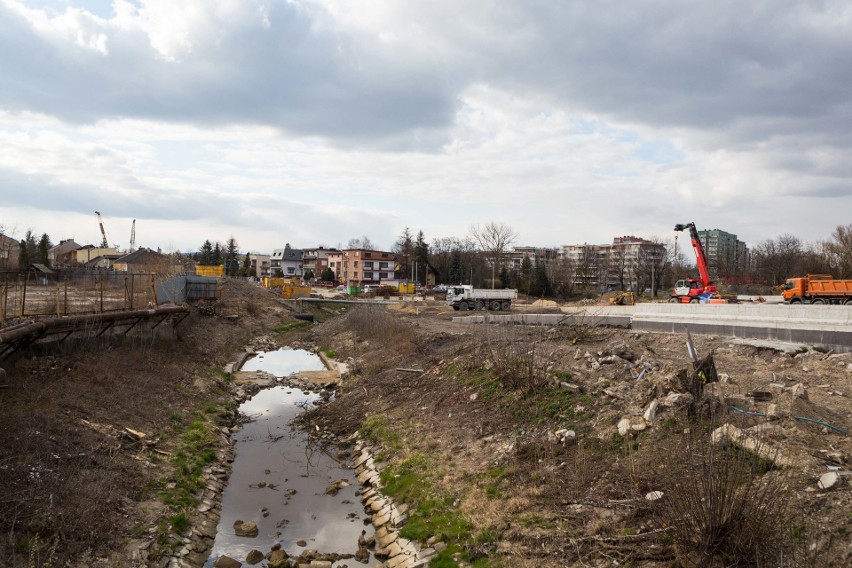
[1,279,6,327]
[151,274,157,306]
[99,272,104,313]
[20,273,27,317]
[130,274,135,310]
[64,277,68,316]
[124,275,129,309]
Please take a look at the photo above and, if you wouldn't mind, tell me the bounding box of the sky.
[1,0,851,254]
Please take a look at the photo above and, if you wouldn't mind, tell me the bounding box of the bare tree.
[470,222,518,288]
[825,223,852,278]
[347,235,375,250]
[548,256,577,299]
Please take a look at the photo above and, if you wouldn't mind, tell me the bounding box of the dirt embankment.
[302,303,852,567]
[2,289,851,568]
[0,279,294,567]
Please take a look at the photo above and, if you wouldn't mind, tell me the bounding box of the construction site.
[0,277,850,567]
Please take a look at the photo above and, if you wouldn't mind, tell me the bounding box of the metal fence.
[0,270,161,325]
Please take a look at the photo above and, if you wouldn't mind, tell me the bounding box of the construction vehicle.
[670,222,721,303]
[609,291,635,305]
[95,211,110,248]
[782,274,852,305]
[447,285,517,311]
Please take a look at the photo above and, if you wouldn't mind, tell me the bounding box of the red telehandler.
[670,222,721,303]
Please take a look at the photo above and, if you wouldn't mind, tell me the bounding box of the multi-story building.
[248,254,271,278]
[505,246,559,270]
[695,229,748,275]
[328,249,396,286]
[270,244,303,278]
[302,247,339,280]
[559,236,666,291]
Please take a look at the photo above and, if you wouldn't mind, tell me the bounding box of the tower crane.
[129,219,136,252]
[94,211,109,248]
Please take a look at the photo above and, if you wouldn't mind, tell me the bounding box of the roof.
[28,263,54,274]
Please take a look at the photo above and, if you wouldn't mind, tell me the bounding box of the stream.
[204,348,371,567]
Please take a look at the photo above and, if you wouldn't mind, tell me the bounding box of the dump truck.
[447,285,517,311]
[782,274,852,305]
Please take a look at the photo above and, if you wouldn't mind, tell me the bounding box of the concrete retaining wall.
[453,304,852,353]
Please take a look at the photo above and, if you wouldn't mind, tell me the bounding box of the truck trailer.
[447,285,517,311]
[782,275,852,305]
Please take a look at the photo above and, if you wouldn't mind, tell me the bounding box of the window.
[382,272,392,279]
[365,252,372,258]
[379,262,388,268]
[354,272,359,279]
[354,261,359,268]
[382,253,388,258]
[364,272,374,280]
[364,261,373,268]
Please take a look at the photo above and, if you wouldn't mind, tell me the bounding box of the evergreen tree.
[18,230,37,269]
[520,255,533,294]
[199,240,214,265]
[393,227,414,279]
[38,233,52,267]
[242,252,252,277]
[224,237,239,276]
[530,262,552,297]
[448,250,463,284]
[414,230,429,285]
[212,243,223,265]
[321,267,334,282]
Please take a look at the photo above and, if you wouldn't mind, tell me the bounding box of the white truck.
[446,285,518,311]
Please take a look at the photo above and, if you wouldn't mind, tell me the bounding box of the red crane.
[670,222,717,303]
[94,211,109,248]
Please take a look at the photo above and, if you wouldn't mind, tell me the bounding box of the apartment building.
[270,244,303,277]
[302,247,339,279]
[328,249,396,286]
[696,229,748,275]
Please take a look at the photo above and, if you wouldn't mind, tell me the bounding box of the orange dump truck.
[782,274,852,305]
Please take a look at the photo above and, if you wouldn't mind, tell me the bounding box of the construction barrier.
[196,265,224,277]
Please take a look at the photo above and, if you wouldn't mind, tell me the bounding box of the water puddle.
[204,349,370,566]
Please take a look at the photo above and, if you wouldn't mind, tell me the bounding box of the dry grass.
[342,305,417,354]
[650,414,803,567]
[481,325,551,392]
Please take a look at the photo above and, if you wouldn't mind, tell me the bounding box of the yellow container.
[196,265,224,277]
[282,284,311,299]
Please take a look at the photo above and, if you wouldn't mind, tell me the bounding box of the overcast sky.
[1,0,850,254]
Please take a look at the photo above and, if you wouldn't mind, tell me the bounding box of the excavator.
[669,222,721,303]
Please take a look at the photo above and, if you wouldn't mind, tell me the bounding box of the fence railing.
[0,270,161,326]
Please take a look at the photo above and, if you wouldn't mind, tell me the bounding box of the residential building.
[48,239,82,268]
[302,247,339,280]
[505,246,559,270]
[73,245,120,265]
[330,249,396,286]
[695,229,748,275]
[113,248,180,273]
[0,233,20,271]
[270,244,303,278]
[248,253,271,278]
[559,236,666,291]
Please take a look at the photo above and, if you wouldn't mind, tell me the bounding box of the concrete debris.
[645,491,664,501]
[711,423,795,468]
[817,471,841,490]
[791,383,809,400]
[643,400,659,423]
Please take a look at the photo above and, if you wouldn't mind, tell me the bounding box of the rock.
[662,391,694,407]
[818,471,841,490]
[791,383,809,400]
[554,429,576,445]
[213,556,242,568]
[233,520,258,537]
[324,479,350,496]
[355,547,370,563]
[559,382,581,393]
[617,418,631,436]
[309,561,332,568]
[245,550,264,565]
[645,491,664,501]
[266,548,288,568]
[469,393,478,401]
[643,400,659,423]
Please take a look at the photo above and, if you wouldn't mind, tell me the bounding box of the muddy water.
[204,349,370,566]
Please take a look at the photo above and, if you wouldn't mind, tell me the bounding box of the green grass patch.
[320,347,338,359]
[378,454,472,545]
[361,415,402,450]
[553,370,573,380]
[271,320,311,333]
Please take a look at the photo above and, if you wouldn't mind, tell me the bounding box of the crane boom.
[130,219,136,252]
[95,211,109,248]
[674,222,712,288]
